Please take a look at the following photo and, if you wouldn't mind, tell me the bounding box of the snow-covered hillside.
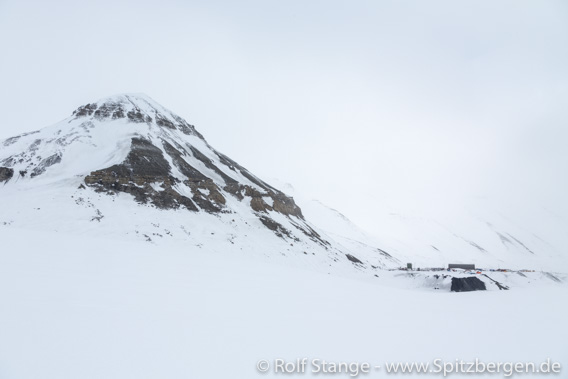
[352,197,568,272]
[0,94,397,278]
[264,178,568,273]
[270,178,568,272]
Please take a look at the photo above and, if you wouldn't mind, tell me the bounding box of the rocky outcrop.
[228,184,302,218]
[31,153,62,178]
[82,134,305,222]
[272,193,302,217]
[73,95,202,137]
[346,254,364,265]
[85,137,200,211]
[481,274,510,290]
[186,179,226,213]
[73,103,97,117]
[259,216,295,240]
[0,167,14,183]
[1,136,64,179]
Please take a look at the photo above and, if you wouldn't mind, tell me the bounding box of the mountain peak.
[93,93,167,113]
[0,94,325,252]
[71,93,202,138]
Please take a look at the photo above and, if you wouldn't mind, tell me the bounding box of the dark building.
[448,263,475,270]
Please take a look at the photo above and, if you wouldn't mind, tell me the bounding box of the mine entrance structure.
[448,263,475,270]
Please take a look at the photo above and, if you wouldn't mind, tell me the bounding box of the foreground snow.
[0,227,566,378]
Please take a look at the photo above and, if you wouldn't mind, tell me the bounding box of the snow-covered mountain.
[0,94,396,277]
[1,93,565,279]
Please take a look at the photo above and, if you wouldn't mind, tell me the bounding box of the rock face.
[450,276,486,292]
[72,98,203,138]
[0,167,14,183]
[31,153,62,178]
[85,137,201,211]
[72,96,304,222]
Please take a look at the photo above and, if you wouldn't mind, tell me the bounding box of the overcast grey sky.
[1,0,567,231]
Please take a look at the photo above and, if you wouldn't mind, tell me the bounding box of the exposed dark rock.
[0,167,14,183]
[272,192,303,218]
[216,151,279,194]
[94,102,125,120]
[162,141,207,181]
[75,101,155,124]
[3,136,20,146]
[127,108,151,123]
[29,139,42,152]
[376,248,394,259]
[30,153,62,177]
[433,274,450,279]
[85,137,198,211]
[259,216,295,240]
[543,272,562,283]
[188,146,239,187]
[481,274,509,290]
[171,115,203,138]
[162,140,226,212]
[451,277,486,292]
[289,219,330,248]
[91,209,104,222]
[156,115,176,129]
[496,231,513,245]
[454,233,487,253]
[82,134,304,223]
[250,195,272,213]
[72,96,205,140]
[1,138,46,171]
[467,240,487,253]
[506,233,536,255]
[73,103,97,117]
[346,254,363,265]
[0,156,14,167]
[185,179,226,212]
[124,138,171,176]
[229,183,302,218]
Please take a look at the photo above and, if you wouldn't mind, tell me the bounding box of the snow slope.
[356,197,568,272]
[270,180,568,273]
